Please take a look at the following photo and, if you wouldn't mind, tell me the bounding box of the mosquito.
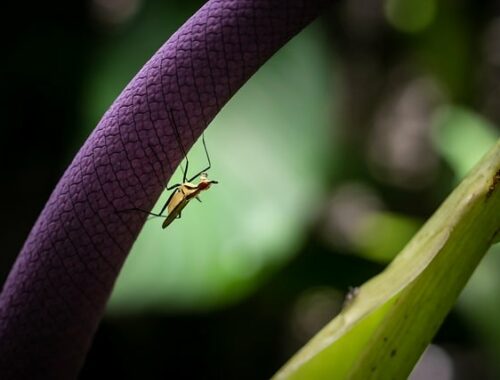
[129,109,218,228]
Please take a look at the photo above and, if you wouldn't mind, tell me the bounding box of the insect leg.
[119,207,167,218]
[158,187,180,215]
[166,183,182,190]
[144,144,168,190]
[187,133,212,182]
[166,106,189,183]
[145,141,182,192]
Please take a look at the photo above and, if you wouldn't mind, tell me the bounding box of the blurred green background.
[2,0,500,378]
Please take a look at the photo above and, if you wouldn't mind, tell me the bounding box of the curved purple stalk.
[0,0,329,378]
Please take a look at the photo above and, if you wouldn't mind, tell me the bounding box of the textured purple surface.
[0,0,328,378]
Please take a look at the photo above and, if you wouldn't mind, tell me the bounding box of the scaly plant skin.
[0,1,330,378]
[274,139,500,380]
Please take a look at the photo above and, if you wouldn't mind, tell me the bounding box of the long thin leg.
[144,144,169,190]
[118,184,180,219]
[182,156,188,183]
[166,183,182,190]
[119,207,167,218]
[145,143,182,191]
[188,133,212,182]
[158,187,181,215]
[118,111,189,221]
[166,106,189,183]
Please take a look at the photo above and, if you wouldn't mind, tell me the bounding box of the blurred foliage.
[354,212,421,263]
[3,0,500,378]
[385,0,437,33]
[431,105,499,179]
[274,140,500,379]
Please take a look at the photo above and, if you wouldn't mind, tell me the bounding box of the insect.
[156,131,218,228]
[128,108,218,228]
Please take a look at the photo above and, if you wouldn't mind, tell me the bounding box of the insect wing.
[167,188,187,214]
[162,201,185,228]
[162,184,197,229]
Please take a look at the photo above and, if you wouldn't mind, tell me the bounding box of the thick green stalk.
[274,139,500,379]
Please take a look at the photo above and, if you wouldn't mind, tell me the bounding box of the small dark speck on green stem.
[486,169,500,198]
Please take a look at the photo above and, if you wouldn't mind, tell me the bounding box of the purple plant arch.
[0,0,330,378]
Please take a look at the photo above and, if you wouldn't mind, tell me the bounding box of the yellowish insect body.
[121,108,218,228]
[162,174,218,228]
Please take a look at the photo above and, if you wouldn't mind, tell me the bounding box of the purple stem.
[0,0,328,378]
